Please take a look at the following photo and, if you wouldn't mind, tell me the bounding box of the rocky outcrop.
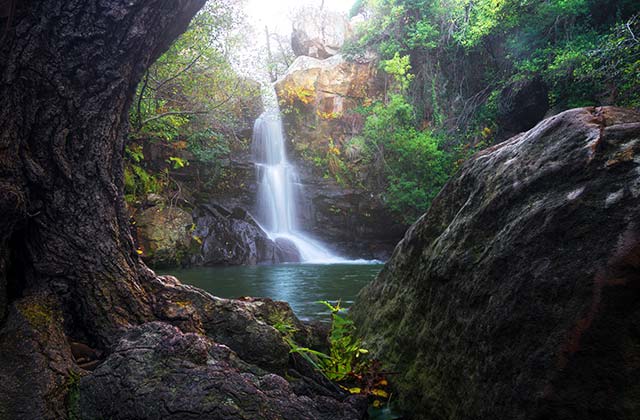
[291,10,351,59]
[135,202,195,267]
[275,55,401,258]
[352,107,640,419]
[295,167,407,260]
[0,273,367,419]
[275,237,302,263]
[192,204,300,265]
[134,197,303,267]
[79,322,364,420]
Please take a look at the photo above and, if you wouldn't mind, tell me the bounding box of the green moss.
[66,370,82,420]
[16,300,53,329]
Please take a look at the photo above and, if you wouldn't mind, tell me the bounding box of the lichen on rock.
[352,107,640,420]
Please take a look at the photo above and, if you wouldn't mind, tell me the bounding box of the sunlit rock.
[291,10,351,59]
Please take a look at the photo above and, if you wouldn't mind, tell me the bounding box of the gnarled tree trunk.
[0,0,205,343]
[0,0,205,416]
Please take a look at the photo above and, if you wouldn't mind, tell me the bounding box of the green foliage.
[381,53,414,92]
[354,94,452,222]
[279,301,369,382]
[167,156,189,169]
[186,129,231,163]
[129,0,259,142]
[124,163,163,203]
[350,0,639,123]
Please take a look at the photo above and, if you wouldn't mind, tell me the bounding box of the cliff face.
[273,52,404,259]
[351,107,640,419]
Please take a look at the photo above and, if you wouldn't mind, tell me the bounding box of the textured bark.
[0,0,205,417]
[0,0,205,345]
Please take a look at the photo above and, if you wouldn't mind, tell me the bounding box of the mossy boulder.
[0,295,77,420]
[135,203,195,267]
[352,107,640,419]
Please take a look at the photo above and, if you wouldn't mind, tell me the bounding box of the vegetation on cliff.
[311,0,640,222]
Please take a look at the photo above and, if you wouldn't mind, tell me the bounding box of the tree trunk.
[0,0,205,349]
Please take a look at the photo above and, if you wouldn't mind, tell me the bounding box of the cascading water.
[252,91,343,263]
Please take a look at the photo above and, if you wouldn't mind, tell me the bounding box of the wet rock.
[79,322,365,420]
[135,204,194,267]
[275,237,302,263]
[275,55,400,258]
[497,76,549,137]
[193,204,278,265]
[352,107,640,419]
[0,295,77,420]
[291,10,351,59]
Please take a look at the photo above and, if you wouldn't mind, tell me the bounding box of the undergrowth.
[274,300,403,419]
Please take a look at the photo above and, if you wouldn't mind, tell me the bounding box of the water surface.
[161,263,383,321]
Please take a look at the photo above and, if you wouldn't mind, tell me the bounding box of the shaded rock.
[79,322,365,420]
[192,204,278,265]
[352,107,640,419]
[0,251,6,321]
[0,295,77,420]
[136,205,194,267]
[291,10,351,59]
[497,76,549,136]
[275,237,302,263]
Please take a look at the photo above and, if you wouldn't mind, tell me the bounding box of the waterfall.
[252,90,343,263]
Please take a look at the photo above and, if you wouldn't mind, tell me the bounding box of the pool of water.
[159,263,384,321]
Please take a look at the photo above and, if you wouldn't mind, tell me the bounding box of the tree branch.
[139,110,209,128]
[154,53,203,92]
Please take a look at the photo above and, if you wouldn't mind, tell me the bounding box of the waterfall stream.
[252,92,344,263]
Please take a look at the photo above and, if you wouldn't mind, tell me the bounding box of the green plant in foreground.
[272,300,403,418]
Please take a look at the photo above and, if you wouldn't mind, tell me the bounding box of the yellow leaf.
[377,379,388,386]
[373,400,382,408]
[348,387,361,394]
[136,249,143,255]
[371,389,389,398]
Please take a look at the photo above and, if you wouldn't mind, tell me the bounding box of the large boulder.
[78,322,364,420]
[135,202,195,267]
[291,10,351,59]
[192,204,271,265]
[275,237,302,263]
[351,107,640,419]
[192,204,297,265]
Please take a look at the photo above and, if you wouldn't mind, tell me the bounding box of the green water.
[160,263,383,321]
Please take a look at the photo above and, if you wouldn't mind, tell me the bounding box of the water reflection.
[160,263,383,321]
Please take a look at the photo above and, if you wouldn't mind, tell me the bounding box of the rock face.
[79,322,364,420]
[351,107,640,419]
[291,10,351,59]
[275,55,402,258]
[135,203,194,267]
[192,204,298,265]
[497,76,550,137]
[275,237,302,263]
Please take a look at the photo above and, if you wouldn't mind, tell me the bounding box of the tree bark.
[0,0,205,346]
